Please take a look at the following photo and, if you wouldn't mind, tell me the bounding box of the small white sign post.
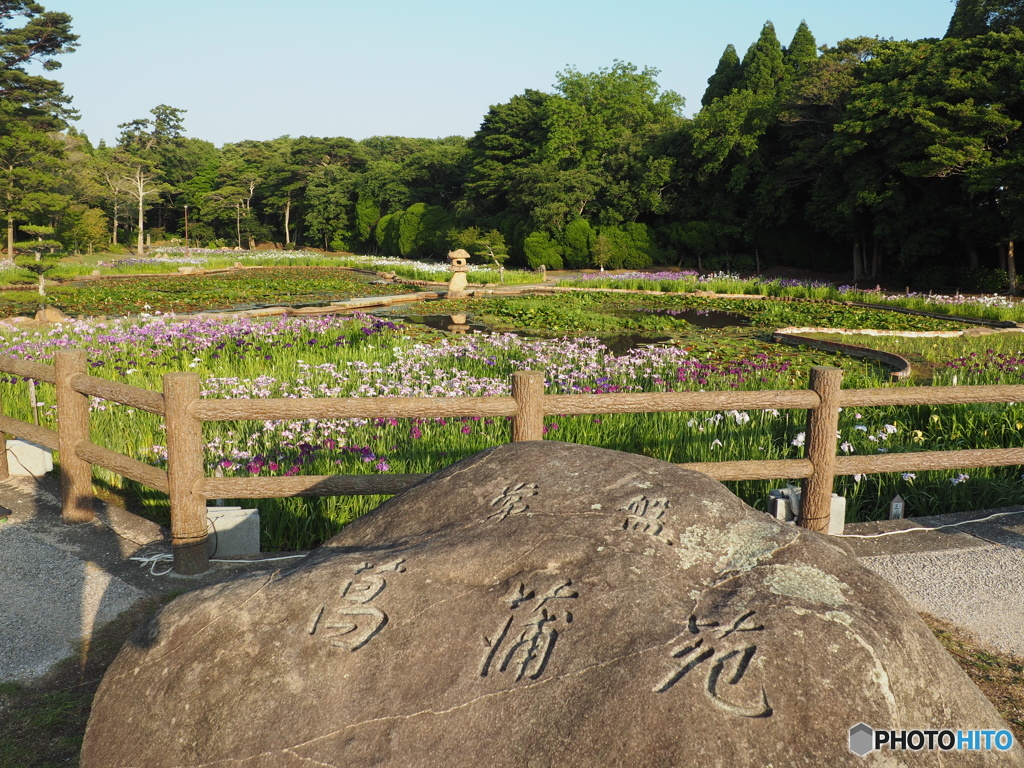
[889,494,905,520]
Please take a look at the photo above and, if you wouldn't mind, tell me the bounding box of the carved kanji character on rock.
[480,579,578,681]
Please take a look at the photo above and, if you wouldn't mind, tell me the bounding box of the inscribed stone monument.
[81,442,1022,767]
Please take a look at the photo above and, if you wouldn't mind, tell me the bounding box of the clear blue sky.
[51,0,954,147]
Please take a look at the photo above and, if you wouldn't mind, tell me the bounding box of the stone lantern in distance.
[446,249,471,298]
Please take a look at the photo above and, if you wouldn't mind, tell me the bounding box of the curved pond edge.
[772,324,1024,382]
[771,330,914,381]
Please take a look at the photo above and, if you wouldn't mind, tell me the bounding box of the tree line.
[3,0,1024,289]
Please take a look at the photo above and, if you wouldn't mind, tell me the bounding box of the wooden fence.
[2,349,1024,575]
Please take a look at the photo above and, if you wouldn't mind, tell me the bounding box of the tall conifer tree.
[738,21,786,96]
[701,44,742,106]
[947,0,991,37]
[947,0,1024,37]
[784,20,818,76]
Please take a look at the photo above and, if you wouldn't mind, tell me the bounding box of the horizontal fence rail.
[677,459,815,482]
[1,356,56,384]
[74,441,169,493]
[835,448,1024,476]
[190,396,517,421]
[840,384,1024,407]
[0,416,58,451]
[543,390,820,414]
[0,350,1023,574]
[71,372,166,415]
[199,473,432,500]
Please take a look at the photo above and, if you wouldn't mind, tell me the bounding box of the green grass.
[0,262,42,286]
[926,615,1024,742]
[861,294,1024,323]
[0,267,421,317]
[464,292,964,334]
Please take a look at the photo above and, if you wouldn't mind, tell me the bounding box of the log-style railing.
[2,350,1023,574]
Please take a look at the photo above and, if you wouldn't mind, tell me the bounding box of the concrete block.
[766,488,846,534]
[767,489,796,522]
[206,506,260,557]
[828,495,847,535]
[6,439,54,476]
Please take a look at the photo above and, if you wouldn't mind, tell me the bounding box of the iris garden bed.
[2,267,421,317]
[1,298,1022,551]
[0,262,1017,550]
[459,292,965,335]
[557,270,1024,324]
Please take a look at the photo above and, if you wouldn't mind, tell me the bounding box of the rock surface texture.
[82,442,1023,767]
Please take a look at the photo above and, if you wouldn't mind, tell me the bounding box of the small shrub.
[522,231,564,270]
[560,219,595,269]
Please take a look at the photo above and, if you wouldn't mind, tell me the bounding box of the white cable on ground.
[130,552,306,576]
[836,509,1024,539]
[129,553,176,576]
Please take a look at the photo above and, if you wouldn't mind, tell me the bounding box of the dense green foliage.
[6,2,1024,289]
[0,1,77,260]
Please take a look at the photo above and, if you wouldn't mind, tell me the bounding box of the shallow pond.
[638,307,750,328]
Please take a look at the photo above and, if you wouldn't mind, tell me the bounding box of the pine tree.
[738,21,786,96]
[992,1,1024,31]
[0,1,77,122]
[701,44,742,106]
[0,2,77,259]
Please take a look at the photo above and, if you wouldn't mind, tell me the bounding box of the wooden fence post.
[799,366,843,533]
[55,349,94,524]
[0,392,8,482]
[163,372,209,575]
[511,371,545,442]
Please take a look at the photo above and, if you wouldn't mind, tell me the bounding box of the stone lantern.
[446,249,471,298]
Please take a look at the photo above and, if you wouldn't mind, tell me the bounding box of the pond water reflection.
[399,314,489,333]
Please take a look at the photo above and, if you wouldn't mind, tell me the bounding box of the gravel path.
[860,542,1024,658]
[0,474,298,684]
[0,523,145,681]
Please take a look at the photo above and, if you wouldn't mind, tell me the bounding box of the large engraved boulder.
[82,442,1022,767]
